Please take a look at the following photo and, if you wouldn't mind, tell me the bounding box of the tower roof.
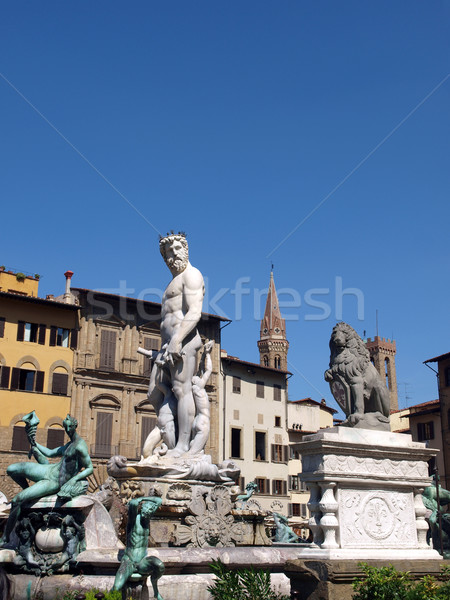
[260,271,286,340]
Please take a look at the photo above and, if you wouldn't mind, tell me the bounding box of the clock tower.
[257,271,289,371]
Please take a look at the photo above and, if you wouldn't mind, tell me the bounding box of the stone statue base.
[298,427,441,559]
[110,476,272,548]
[107,453,240,483]
[0,495,123,575]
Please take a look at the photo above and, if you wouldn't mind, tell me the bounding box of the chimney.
[63,270,74,304]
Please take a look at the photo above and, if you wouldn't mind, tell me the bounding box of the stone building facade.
[424,351,450,488]
[70,288,226,485]
[0,270,79,498]
[365,335,398,411]
[220,350,290,513]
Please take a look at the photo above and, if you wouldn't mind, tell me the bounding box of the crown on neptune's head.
[159,230,187,241]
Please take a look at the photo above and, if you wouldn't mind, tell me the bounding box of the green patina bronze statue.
[1,412,93,547]
[113,495,164,599]
[423,481,450,558]
[272,512,299,544]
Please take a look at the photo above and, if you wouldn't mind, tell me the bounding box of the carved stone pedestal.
[299,427,441,560]
[115,478,272,548]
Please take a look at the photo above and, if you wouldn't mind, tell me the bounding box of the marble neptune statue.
[142,232,206,460]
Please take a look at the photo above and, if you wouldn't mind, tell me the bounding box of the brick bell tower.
[258,271,289,370]
[365,336,398,412]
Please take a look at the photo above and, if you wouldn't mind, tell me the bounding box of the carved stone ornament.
[120,480,144,503]
[166,483,192,502]
[339,489,416,548]
[303,453,429,480]
[175,485,245,547]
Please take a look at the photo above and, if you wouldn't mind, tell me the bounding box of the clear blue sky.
[1,2,449,411]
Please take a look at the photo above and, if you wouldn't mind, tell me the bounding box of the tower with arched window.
[365,336,398,412]
[257,271,289,371]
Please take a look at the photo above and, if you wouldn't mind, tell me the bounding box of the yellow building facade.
[0,270,79,498]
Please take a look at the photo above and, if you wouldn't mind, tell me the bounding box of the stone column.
[414,487,430,548]
[307,482,323,546]
[319,482,339,549]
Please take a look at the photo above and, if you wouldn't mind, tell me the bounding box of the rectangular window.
[417,421,434,441]
[24,322,39,343]
[143,337,159,377]
[141,415,157,453]
[231,428,242,458]
[47,428,65,449]
[94,412,114,456]
[19,369,36,391]
[289,503,301,517]
[272,479,287,495]
[0,366,10,389]
[52,372,69,395]
[11,425,28,451]
[256,381,264,398]
[271,444,288,463]
[255,478,270,495]
[100,330,117,370]
[275,416,281,427]
[289,475,300,491]
[273,384,281,401]
[232,377,241,394]
[56,328,69,347]
[0,317,5,338]
[255,431,266,461]
[300,503,308,517]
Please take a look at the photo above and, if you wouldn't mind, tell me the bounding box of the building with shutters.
[220,349,291,512]
[70,288,226,485]
[0,269,79,498]
[287,398,336,534]
[424,351,450,488]
[219,271,292,513]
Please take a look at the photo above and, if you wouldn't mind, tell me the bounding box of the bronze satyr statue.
[1,412,93,547]
[113,496,164,599]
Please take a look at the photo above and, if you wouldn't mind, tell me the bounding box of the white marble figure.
[186,340,214,456]
[141,233,205,460]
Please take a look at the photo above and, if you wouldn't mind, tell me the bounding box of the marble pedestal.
[115,477,272,548]
[298,427,440,560]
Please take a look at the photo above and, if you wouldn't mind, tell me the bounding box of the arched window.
[274,355,281,369]
[51,366,69,395]
[47,424,65,448]
[89,395,120,458]
[11,422,28,451]
[263,355,269,367]
[385,357,390,389]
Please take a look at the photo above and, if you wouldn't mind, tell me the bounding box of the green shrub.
[353,563,450,600]
[208,560,289,600]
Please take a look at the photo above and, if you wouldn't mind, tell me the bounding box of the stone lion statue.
[324,322,390,430]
